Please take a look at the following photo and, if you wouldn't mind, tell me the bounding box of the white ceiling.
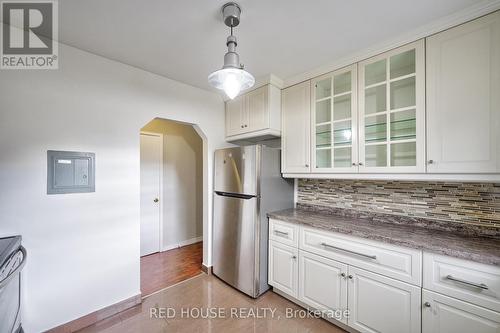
[60,0,486,92]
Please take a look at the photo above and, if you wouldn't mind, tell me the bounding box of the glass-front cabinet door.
[311,65,358,172]
[358,40,425,173]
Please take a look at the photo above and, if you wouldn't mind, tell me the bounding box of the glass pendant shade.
[208,67,255,99]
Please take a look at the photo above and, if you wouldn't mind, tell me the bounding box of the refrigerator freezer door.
[212,192,258,297]
[214,146,258,196]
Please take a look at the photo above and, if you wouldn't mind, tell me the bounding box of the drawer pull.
[274,230,289,238]
[320,242,377,260]
[445,275,489,290]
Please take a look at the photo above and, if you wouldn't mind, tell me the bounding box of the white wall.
[0,41,227,332]
[142,119,203,250]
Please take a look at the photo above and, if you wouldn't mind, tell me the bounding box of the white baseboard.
[162,236,202,252]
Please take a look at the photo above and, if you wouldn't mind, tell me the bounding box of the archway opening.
[139,117,205,296]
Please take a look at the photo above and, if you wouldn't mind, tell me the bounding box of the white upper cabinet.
[225,84,281,141]
[426,11,500,173]
[245,87,268,132]
[225,94,246,137]
[282,81,311,173]
[358,40,426,173]
[311,65,358,173]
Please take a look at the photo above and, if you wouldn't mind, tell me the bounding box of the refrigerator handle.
[215,191,257,200]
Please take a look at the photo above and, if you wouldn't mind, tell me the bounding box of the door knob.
[154,198,159,203]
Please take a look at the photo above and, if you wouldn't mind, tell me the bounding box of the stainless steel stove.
[0,236,26,333]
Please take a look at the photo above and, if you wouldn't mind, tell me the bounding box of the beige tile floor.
[77,273,346,333]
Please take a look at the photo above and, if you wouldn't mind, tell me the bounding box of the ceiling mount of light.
[208,2,255,99]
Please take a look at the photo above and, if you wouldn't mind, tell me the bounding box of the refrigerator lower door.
[213,192,259,297]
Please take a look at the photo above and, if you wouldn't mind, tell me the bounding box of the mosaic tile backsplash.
[297,179,500,228]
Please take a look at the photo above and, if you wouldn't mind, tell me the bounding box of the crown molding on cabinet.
[222,74,284,102]
[283,0,500,88]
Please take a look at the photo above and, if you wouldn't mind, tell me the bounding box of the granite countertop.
[268,207,500,266]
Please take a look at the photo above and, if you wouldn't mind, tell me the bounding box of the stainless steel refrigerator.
[213,145,294,298]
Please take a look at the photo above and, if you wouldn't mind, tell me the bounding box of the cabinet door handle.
[291,255,297,259]
[352,162,357,166]
[348,275,353,279]
[445,275,489,290]
[428,159,434,164]
[305,164,309,168]
[358,162,364,166]
[274,230,289,237]
[423,302,431,308]
[320,242,377,260]
[340,273,346,278]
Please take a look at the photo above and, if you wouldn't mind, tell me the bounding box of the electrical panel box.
[47,151,95,194]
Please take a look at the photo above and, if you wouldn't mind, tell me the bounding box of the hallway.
[140,242,203,296]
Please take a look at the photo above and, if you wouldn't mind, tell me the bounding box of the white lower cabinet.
[422,290,500,333]
[268,221,500,333]
[298,251,348,324]
[268,240,298,298]
[348,266,421,333]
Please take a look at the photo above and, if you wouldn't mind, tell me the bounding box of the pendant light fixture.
[208,2,255,99]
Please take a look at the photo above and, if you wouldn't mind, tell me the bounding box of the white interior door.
[140,133,162,256]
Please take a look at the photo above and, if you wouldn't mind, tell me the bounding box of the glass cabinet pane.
[390,49,415,79]
[390,110,416,141]
[316,99,331,123]
[390,77,415,110]
[333,94,351,120]
[365,59,386,86]
[334,72,351,95]
[316,149,332,168]
[365,115,387,143]
[334,147,351,168]
[366,144,387,167]
[365,85,386,114]
[316,78,331,100]
[361,45,420,170]
[333,121,352,146]
[390,142,416,166]
[315,124,331,148]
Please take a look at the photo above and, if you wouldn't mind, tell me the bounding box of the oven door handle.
[0,246,27,290]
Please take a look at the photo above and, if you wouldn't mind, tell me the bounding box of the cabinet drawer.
[269,219,298,247]
[300,227,422,285]
[423,252,500,312]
